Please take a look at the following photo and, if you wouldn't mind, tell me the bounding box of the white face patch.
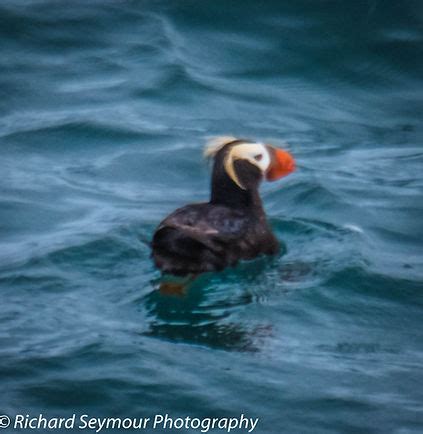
[224,142,271,189]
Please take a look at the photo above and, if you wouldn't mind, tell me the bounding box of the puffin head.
[205,136,296,190]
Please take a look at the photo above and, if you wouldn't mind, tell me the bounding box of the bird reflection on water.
[143,262,274,352]
[143,254,314,352]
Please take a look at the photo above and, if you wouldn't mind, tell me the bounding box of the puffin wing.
[151,203,248,274]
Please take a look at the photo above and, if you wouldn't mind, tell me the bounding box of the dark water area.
[1,1,423,433]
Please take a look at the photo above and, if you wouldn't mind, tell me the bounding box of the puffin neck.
[209,164,264,214]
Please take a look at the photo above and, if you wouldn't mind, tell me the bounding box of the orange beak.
[266,147,296,181]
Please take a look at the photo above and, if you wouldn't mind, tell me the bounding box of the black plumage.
[151,140,282,276]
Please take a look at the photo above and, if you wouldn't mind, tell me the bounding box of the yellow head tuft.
[203,136,238,159]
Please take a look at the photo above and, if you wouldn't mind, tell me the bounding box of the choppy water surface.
[1,1,423,433]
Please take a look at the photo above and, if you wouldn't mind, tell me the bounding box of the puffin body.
[151,137,295,276]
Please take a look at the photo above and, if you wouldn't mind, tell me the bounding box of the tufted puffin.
[151,136,296,276]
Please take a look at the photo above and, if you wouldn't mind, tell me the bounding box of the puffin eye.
[254,154,263,161]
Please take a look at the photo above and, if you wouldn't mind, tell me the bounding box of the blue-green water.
[1,1,423,433]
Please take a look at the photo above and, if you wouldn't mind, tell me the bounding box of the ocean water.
[1,1,423,433]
